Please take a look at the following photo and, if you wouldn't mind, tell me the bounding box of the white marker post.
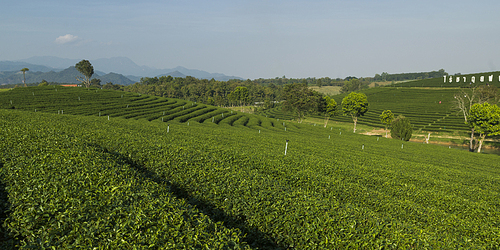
[401,143,404,149]
[162,117,164,122]
[167,125,170,133]
[212,117,214,122]
[284,139,289,156]
[108,116,109,120]
[329,135,330,139]
[259,130,260,134]
[362,144,364,150]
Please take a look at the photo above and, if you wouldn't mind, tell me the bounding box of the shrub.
[391,115,413,141]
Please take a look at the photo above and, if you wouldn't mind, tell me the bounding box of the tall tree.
[380,110,395,138]
[323,96,337,127]
[20,68,29,87]
[453,86,498,152]
[468,102,500,153]
[75,60,94,88]
[342,92,369,133]
[282,83,319,123]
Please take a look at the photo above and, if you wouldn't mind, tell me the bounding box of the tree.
[453,86,498,152]
[323,96,337,127]
[75,60,94,88]
[38,80,49,86]
[342,92,368,133]
[391,115,413,141]
[317,78,323,88]
[468,103,500,153]
[282,83,320,123]
[20,68,29,87]
[380,110,394,138]
[91,78,102,87]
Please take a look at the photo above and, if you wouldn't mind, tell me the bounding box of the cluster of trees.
[373,69,446,82]
[282,83,370,132]
[124,76,282,108]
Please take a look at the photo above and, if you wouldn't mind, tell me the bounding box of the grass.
[309,85,342,96]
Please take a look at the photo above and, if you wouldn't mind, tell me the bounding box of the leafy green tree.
[75,60,94,88]
[317,78,323,88]
[342,92,368,133]
[380,110,395,138]
[323,96,337,127]
[20,68,29,86]
[468,102,500,153]
[391,115,413,141]
[282,83,320,123]
[38,79,49,87]
[91,78,102,87]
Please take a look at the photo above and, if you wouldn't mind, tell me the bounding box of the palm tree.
[20,68,29,87]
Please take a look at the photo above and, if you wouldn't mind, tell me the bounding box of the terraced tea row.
[258,87,471,133]
[0,86,292,132]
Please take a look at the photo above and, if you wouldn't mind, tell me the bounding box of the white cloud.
[55,34,79,44]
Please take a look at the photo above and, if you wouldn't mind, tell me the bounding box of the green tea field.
[1,86,500,249]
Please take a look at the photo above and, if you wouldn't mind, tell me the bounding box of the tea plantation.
[1,87,500,249]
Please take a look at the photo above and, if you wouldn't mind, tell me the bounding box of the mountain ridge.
[12,56,243,81]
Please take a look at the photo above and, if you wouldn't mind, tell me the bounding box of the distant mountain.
[156,70,186,78]
[0,61,57,72]
[19,56,77,70]
[0,66,134,86]
[16,56,243,81]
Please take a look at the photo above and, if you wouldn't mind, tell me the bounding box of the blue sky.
[2,0,500,79]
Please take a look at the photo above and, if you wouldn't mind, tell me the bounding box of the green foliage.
[468,102,500,152]
[38,80,48,87]
[341,92,368,132]
[380,110,394,127]
[282,83,323,122]
[75,60,94,88]
[340,79,368,93]
[468,103,500,135]
[391,115,413,141]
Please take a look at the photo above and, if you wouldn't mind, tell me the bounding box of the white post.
[167,125,169,133]
[187,122,189,126]
[401,143,404,149]
[329,135,330,139]
[212,117,214,122]
[99,112,101,117]
[162,117,164,122]
[108,116,109,120]
[362,144,364,150]
[340,132,341,135]
[284,140,289,155]
[259,130,260,133]
[62,110,63,114]
[377,137,379,141]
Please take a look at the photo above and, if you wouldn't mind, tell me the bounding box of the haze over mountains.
[0,56,243,85]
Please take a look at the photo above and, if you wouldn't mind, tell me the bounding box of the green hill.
[1,87,500,249]
[392,71,500,88]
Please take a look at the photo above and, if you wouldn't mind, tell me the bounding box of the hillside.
[0,66,134,86]
[1,87,500,248]
[392,71,500,88]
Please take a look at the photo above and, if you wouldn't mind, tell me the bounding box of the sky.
[2,0,500,79]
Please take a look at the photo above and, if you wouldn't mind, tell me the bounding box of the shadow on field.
[0,163,18,249]
[94,146,284,250]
